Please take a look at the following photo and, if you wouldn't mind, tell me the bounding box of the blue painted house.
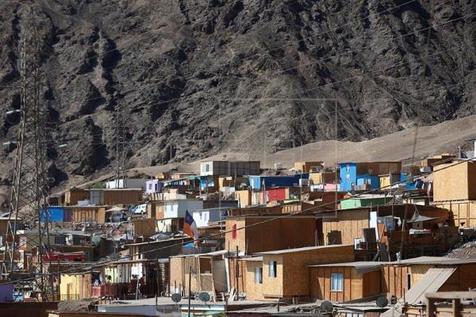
[40,206,65,223]
[339,161,402,191]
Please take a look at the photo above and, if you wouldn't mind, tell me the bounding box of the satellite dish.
[320,301,333,312]
[376,296,389,308]
[198,292,211,303]
[171,293,182,303]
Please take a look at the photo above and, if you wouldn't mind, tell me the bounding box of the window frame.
[255,267,263,284]
[330,272,344,292]
[269,261,277,278]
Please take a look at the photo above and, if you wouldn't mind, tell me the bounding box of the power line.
[3,156,474,286]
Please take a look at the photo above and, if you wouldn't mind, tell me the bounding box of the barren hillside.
[0,0,475,192]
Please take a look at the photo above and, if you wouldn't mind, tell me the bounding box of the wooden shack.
[433,161,476,202]
[382,257,476,300]
[225,215,317,253]
[132,218,156,239]
[319,204,457,259]
[434,200,476,228]
[89,188,143,205]
[169,250,227,296]
[257,244,355,300]
[405,291,476,317]
[60,273,93,300]
[309,262,383,302]
[126,237,191,261]
[64,206,107,223]
[63,188,89,206]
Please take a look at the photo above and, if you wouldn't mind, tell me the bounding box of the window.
[269,261,277,278]
[255,267,263,284]
[330,273,344,291]
[205,164,210,172]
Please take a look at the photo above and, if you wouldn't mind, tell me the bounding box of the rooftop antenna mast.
[3,5,51,300]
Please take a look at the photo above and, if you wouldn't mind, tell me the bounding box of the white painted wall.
[164,200,203,218]
[105,178,149,190]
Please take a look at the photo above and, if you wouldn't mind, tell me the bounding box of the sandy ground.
[130,115,476,177]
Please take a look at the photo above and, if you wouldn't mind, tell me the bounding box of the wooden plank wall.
[243,261,264,300]
[434,200,476,227]
[280,245,354,298]
[228,258,247,296]
[310,267,361,302]
[132,218,156,238]
[225,217,316,253]
[381,265,409,299]
[439,263,476,292]
[322,209,369,245]
[169,257,185,293]
[261,255,284,298]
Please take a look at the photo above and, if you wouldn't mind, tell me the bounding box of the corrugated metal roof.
[405,267,456,305]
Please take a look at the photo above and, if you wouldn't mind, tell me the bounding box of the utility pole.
[113,99,127,188]
[187,265,192,317]
[3,5,51,301]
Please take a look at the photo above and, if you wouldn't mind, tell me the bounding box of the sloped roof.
[405,267,456,305]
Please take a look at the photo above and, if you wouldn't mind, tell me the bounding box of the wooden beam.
[426,291,476,300]
[453,298,461,317]
[427,298,435,317]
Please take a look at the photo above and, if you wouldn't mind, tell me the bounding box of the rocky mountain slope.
[0,0,475,188]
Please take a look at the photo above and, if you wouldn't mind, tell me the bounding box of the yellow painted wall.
[235,190,251,208]
[60,274,92,300]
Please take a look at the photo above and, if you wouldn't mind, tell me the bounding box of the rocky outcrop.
[0,0,474,183]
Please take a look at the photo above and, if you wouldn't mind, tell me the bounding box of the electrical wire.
[2,156,474,286]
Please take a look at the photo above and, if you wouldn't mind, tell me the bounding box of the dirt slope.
[0,0,475,191]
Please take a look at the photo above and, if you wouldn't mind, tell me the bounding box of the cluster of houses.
[1,153,476,317]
